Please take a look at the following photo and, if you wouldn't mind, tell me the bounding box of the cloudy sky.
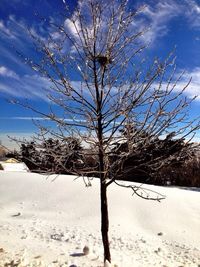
[0,0,200,148]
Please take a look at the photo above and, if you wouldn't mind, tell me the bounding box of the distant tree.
[109,124,193,184]
[13,0,200,264]
[40,137,84,174]
[5,150,19,160]
[19,142,40,170]
[16,137,84,174]
[157,149,200,186]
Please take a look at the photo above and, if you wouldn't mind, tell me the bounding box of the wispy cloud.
[0,117,87,123]
[0,74,86,100]
[177,68,200,101]
[0,64,200,102]
[57,0,200,49]
[0,16,46,76]
[1,0,200,53]
[131,0,200,46]
[184,0,200,28]
[0,0,200,102]
[0,74,51,100]
[0,66,19,79]
[0,15,31,42]
[0,20,15,38]
[0,117,50,121]
[135,1,181,45]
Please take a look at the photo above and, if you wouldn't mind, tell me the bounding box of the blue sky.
[0,0,200,148]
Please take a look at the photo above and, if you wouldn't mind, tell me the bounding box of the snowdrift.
[0,172,200,266]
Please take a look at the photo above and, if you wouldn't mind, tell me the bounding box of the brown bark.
[96,92,111,262]
[97,119,111,263]
[100,180,111,263]
[98,132,111,262]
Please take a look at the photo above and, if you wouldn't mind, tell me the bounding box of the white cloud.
[0,74,51,100]
[1,66,199,103]
[184,0,200,28]
[0,72,91,101]
[131,0,200,46]
[159,67,200,101]
[64,18,80,37]
[61,0,200,49]
[0,15,47,50]
[20,75,51,99]
[2,116,46,121]
[179,68,200,100]
[0,20,15,38]
[133,1,182,45]
[2,116,87,123]
[0,66,19,79]
[0,0,200,103]
[0,83,19,96]
[0,16,45,75]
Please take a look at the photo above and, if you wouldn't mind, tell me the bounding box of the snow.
[0,171,200,266]
[0,162,29,172]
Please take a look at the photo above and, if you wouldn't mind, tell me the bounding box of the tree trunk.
[100,177,111,263]
[94,48,111,262]
[98,122,111,263]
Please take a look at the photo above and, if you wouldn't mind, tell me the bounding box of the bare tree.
[12,0,200,264]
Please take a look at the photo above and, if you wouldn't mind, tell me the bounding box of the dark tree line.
[108,125,194,184]
[13,137,84,174]
[10,127,200,187]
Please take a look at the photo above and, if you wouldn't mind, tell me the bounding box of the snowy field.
[0,172,200,267]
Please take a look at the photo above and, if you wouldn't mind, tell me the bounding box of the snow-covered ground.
[0,172,200,267]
